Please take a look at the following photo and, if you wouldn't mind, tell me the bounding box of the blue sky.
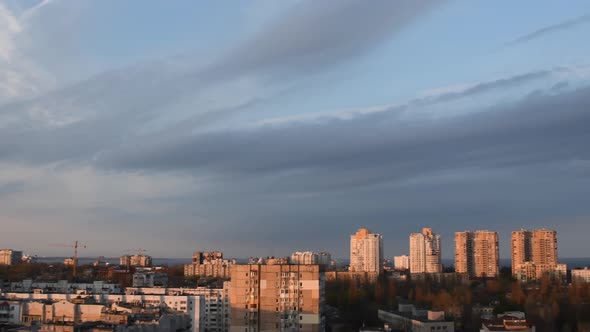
[1,0,590,260]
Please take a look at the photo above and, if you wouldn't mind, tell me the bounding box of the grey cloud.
[31,82,589,258]
[198,0,443,81]
[100,85,590,188]
[0,180,25,197]
[414,68,564,105]
[504,14,590,47]
[0,0,443,162]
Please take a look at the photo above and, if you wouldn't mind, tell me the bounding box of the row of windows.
[275,323,304,329]
[275,282,304,287]
[275,307,302,312]
[276,298,303,304]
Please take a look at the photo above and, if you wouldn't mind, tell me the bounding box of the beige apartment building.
[410,228,442,274]
[229,264,325,332]
[120,254,153,267]
[511,230,532,276]
[393,255,410,271]
[511,229,564,281]
[531,229,557,265]
[572,268,590,283]
[185,251,234,279]
[0,249,23,265]
[350,228,383,274]
[455,231,499,278]
[290,252,331,266]
[455,232,473,276]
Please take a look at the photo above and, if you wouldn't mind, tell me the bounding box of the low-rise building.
[0,300,22,324]
[394,255,410,271]
[125,285,230,332]
[481,312,535,332]
[8,280,120,295]
[514,263,567,283]
[132,269,168,287]
[471,305,494,319]
[378,305,454,332]
[2,292,205,332]
[572,267,590,283]
[14,300,191,332]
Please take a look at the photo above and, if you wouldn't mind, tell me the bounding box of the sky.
[1,0,590,260]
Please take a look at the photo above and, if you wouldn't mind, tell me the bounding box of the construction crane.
[49,241,87,277]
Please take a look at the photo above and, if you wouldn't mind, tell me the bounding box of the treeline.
[326,273,590,332]
[0,263,70,282]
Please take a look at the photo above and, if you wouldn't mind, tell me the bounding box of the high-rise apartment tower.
[350,228,383,274]
[455,231,499,278]
[409,228,442,274]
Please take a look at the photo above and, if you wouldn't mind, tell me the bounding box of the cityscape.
[2,226,590,331]
[2,1,590,332]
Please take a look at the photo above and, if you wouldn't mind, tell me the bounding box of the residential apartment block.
[229,263,325,332]
[120,254,153,267]
[378,305,454,332]
[185,251,235,279]
[393,255,410,271]
[0,298,192,332]
[7,279,121,294]
[455,231,499,278]
[350,228,383,274]
[3,292,205,332]
[290,252,331,266]
[126,285,231,332]
[410,228,442,274]
[511,229,565,282]
[572,268,590,283]
[0,249,23,265]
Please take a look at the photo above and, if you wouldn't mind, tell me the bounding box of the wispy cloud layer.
[200,0,443,81]
[504,13,590,47]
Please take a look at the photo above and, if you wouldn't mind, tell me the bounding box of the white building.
[350,228,383,274]
[0,249,23,265]
[8,280,120,294]
[120,254,152,267]
[132,271,168,287]
[0,300,22,324]
[3,299,191,332]
[410,228,442,274]
[126,285,230,332]
[291,251,332,266]
[394,255,410,270]
[291,251,317,265]
[572,268,590,283]
[2,292,205,332]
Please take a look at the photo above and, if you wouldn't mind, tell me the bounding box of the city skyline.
[2,226,581,261]
[1,1,590,258]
